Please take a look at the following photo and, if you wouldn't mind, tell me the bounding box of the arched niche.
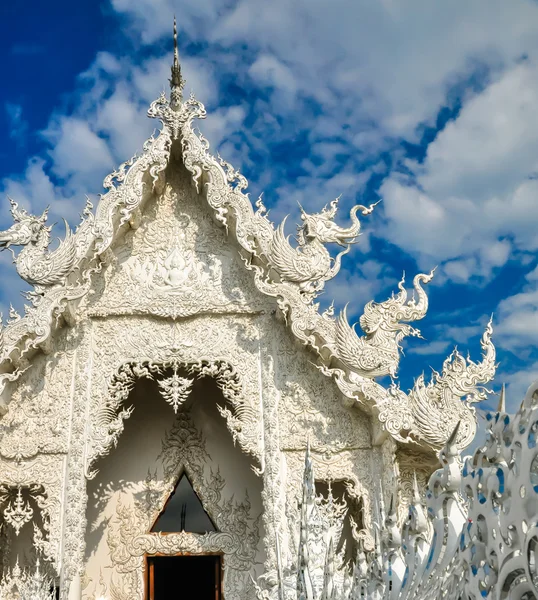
[84,372,264,600]
[86,356,263,479]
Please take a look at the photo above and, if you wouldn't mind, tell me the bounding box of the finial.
[446,420,461,456]
[170,16,185,109]
[498,383,506,413]
[412,471,420,503]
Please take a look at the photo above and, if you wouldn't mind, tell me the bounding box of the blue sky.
[1,0,538,444]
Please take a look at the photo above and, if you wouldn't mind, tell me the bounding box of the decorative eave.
[0,41,496,452]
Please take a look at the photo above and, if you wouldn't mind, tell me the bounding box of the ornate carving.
[266,198,376,298]
[0,198,94,288]
[104,412,261,600]
[0,27,504,600]
[2,486,34,535]
[409,318,496,448]
[0,456,62,567]
[156,367,194,413]
[86,170,263,320]
[333,271,434,378]
[86,316,263,478]
[0,37,495,451]
[0,559,56,600]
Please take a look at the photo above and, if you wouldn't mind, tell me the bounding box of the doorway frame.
[144,552,224,600]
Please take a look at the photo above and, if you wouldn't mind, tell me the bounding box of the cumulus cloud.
[112,0,538,138]
[381,60,538,281]
[496,267,538,350]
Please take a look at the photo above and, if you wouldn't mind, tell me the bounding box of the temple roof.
[0,25,496,451]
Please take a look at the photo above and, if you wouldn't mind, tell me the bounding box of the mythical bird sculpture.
[335,271,435,378]
[267,198,377,296]
[410,318,496,448]
[0,198,91,287]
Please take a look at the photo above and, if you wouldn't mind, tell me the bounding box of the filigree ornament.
[267,198,377,298]
[409,318,496,448]
[88,354,254,478]
[334,271,434,378]
[0,23,496,451]
[3,486,33,535]
[0,27,505,600]
[156,367,194,413]
[0,558,56,600]
[0,198,94,288]
[104,412,261,600]
[255,383,538,600]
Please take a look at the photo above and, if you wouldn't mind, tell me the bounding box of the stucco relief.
[284,449,375,563]
[85,315,265,474]
[395,449,437,525]
[83,163,270,320]
[105,416,261,600]
[0,454,64,567]
[0,329,75,459]
[268,319,372,454]
[84,382,263,600]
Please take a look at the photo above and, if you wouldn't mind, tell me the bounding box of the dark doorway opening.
[147,555,222,599]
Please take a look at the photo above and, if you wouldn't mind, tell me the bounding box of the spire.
[498,382,506,413]
[170,16,185,109]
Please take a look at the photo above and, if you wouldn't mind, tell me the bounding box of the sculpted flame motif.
[0,198,93,287]
[335,271,435,378]
[268,198,377,296]
[410,318,496,447]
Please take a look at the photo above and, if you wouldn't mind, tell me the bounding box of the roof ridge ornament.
[170,16,185,110]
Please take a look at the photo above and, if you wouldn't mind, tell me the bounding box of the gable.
[0,48,496,455]
[83,159,270,320]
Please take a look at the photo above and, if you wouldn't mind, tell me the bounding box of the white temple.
[0,22,506,600]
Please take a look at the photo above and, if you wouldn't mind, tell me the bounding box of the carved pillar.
[259,318,286,571]
[371,419,398,523]
[59,326,92,600]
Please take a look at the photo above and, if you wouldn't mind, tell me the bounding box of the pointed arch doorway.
[146,472,223,599]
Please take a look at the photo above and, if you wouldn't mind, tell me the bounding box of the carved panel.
[0,329,75,459]
[85,315,264,474]
[83,164,269,320]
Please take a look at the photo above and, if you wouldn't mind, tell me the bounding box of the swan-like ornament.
[267,197,377,297]
[0,198,94,288]
[335,271,435,378]
[409,318,496,448]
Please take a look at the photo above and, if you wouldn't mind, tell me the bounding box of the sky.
[1,0,538,445]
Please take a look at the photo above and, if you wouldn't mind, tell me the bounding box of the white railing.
[257,381,538,600]
[3,381,538,599]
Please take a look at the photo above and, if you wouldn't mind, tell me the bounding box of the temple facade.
[0,24,496,600]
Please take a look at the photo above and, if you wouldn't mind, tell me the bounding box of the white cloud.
[43,118,115,190]
[1,159,80,223]
[380,60,538,280]
[407,339,451,356]
[248,54,298,108]
[5,103,28,145]
[111,0,538,141]
[494,264,538,350]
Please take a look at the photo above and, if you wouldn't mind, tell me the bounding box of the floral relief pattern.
[84,164,269,320]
